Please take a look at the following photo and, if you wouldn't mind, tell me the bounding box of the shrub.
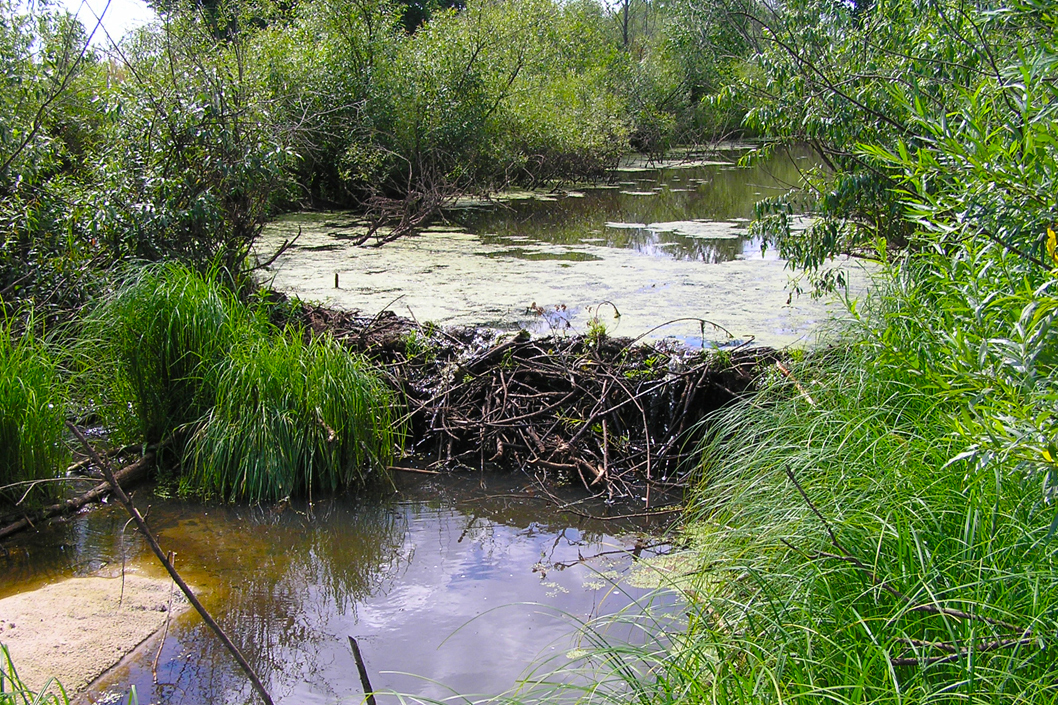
[186,331,401,502]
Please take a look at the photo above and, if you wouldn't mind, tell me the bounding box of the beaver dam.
[0,149,843,704]
[1,302,776,703]
[290,302,781,500]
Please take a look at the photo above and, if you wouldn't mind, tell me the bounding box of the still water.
[2,148,846,702]
[0,473,676,704]
[256,146,850,348]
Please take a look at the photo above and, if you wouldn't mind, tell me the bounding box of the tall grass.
[0,317,68,503]
[77,263,402,501]
[635,257,1058,703]
[78,263,263,444]
[185,331,401,502]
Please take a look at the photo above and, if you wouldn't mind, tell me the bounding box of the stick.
[348,636,378,705]
[0,451,155,541]
[387,465,441,475]
[775,362,816,406]
[153,551,177,684]
[67,423,274,705]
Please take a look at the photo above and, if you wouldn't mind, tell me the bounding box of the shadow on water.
[0,472,676,704]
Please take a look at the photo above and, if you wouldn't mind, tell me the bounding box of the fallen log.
[0,450,155,542]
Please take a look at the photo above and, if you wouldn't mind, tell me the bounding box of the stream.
[0,474,677,704]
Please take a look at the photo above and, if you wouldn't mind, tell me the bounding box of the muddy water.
[256,147,850,348]
[0,473,676,704]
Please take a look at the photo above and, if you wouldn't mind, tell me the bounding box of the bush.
[186,332,401,502]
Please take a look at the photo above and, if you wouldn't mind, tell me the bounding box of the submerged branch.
[0,450,156,542]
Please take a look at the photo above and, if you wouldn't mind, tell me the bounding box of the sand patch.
[0,574,188,693]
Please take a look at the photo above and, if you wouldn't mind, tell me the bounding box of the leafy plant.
[186,331,401,502]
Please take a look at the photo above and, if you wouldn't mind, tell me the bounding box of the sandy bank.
[0,573,188,693]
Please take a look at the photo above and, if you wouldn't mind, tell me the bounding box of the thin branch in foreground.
[66,422,274,705]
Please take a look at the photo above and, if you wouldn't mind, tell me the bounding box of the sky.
[58,0,156,46]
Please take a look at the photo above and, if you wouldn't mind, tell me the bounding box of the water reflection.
[2,474,666,704]
[449,146,809,264]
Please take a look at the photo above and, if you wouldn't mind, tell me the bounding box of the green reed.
[185,331,401,502]
[0,317,68,503]
[0,644,69,705]
[77,262,264,445]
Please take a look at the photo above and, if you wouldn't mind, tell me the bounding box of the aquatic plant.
[186,331,401,502]
[78,263,264,445]
[0,318,68,503]
[0,644,69,704]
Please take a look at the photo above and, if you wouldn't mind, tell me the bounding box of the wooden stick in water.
[67,422,274,705]
[348,636,378,705]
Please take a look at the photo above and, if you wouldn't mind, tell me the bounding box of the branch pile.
[292,303,781,497]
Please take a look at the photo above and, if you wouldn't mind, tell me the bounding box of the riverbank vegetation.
[2,0,1058,699]
[0,0,742,311]
[0,264,398,507]
[635,0,1058,702]
[0,319,68,506]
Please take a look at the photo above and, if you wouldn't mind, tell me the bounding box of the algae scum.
[258,147,844,348]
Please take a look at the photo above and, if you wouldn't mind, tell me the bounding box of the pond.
[2,147,848,704]
[256,146,850,348]
[0,473,677,704]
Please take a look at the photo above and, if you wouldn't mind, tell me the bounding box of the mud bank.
[0,574,188,694]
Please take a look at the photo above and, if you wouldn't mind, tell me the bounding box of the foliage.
[731,0,1050,291]
[186,331,400,501]
[0,316,68,505]
[0,1,108,311]
[93,0,297,272]
[627,4,1058,702]
[0,0,760,301]
[78,262,261,445]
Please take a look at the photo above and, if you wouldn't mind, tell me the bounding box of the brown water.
[0,473,677,704]
[256,146,856,348]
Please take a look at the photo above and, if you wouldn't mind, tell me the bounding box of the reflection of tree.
[141,498,409,704]
[448,149,813,263]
